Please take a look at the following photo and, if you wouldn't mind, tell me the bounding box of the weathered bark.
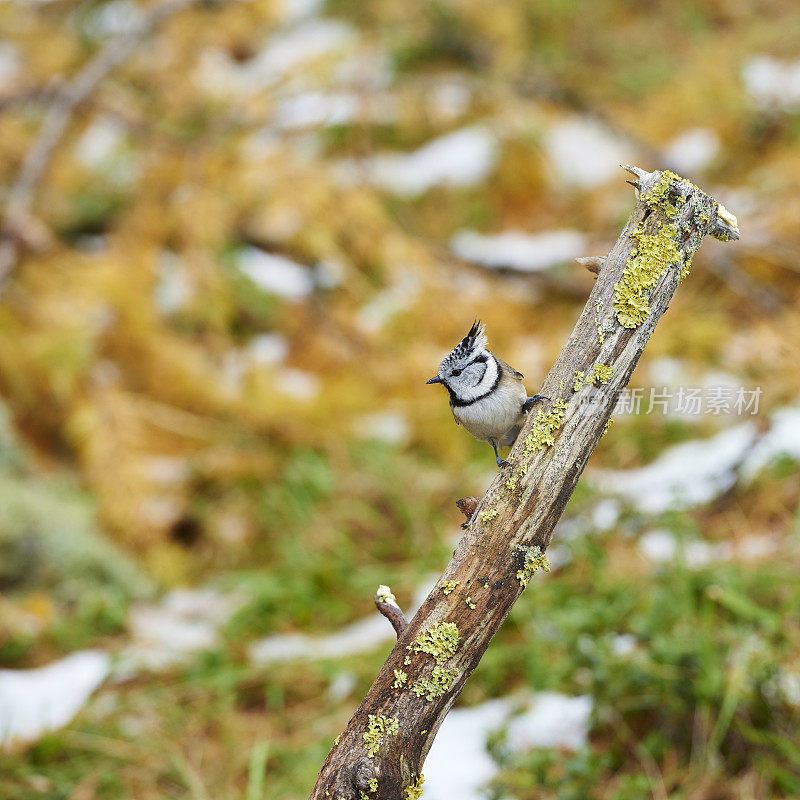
[309,168,739,800]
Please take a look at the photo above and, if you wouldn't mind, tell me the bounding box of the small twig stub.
[374,585,408,637]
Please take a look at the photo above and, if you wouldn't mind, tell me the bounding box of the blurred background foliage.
[1,0,800,798]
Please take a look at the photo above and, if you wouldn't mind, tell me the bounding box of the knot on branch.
[352,760,378,791]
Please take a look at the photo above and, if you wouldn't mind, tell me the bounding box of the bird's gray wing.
[494,355,524,380]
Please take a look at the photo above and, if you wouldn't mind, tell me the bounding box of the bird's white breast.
[453,375,527,442]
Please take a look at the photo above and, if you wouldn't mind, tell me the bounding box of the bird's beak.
[426,376,444,385]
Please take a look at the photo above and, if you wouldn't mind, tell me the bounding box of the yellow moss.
[573,370,585,392]
[465,596,476,609]
[369,779,378,793]
[413,622,460,663]
[363,715,399,757]
[404,774,425,800]
[614,222,682,328]
[594,299,606,343]
[524,398,568,451]
[479,508,498,521]
[393,669,408,688]
[441,580,458,595]
[505,476,517,491]
[614,170,698,328]
[515,545,551,589]
[410,666,454,700]
[588,363,614,385]
[680,254,694,282]
[601,417,615,438]
[641,169,681,216]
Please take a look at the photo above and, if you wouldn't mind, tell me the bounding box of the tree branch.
[0,0,219,287]
[308,167,739,800]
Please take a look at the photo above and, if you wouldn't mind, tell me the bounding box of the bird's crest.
[444,320,487,366]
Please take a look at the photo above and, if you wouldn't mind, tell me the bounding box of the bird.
[426,321,547,468]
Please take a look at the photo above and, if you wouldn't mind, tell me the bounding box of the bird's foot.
[490,440,511,469]
[523,394,548,413]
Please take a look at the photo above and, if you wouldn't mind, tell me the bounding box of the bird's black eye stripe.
[452,368,462,376]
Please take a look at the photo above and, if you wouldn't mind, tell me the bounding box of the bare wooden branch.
[374,585,408,638]
[309,168,739,800]
[0,0,218,286]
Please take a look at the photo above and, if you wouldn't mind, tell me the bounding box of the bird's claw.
[523,394,548,412]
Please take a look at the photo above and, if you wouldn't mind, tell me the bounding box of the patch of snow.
[451,229,586,272]
[246,333,288,366]
[332,49,394,90]
[0,651,110,748]
[646,356,687,387]
[664,128,719,174]
[611,634,637,656]
[593,423,757,514]
[638,529,721,567]
[777,672,800,707]
[327,671,356,702]
[595,405,800,514]
[235,247,314,301]
[356,412,410,445]
[543,118,632,189]
[590,499,621,531]
[274,368,320,400]
[0,43,20,91]
[316,259,344,289]
[145,456,188,485]
[424,692,592,800]
[545,544,572,569]
[638,529,779,569]
[274,91,360,130]
[742,56,800,112]
[428,77,472,121]
[506,692,593,751]
[83,0,144,38]
[74,116,127,168]
[742,406,800,479]
[240,128,284,161]
[248,582,433,665]
[423,699,509,800]
[362,126,498,196]
[275,0,324,25]
[195,20,355,96]
[118,589,248,675]
[155,251,193,313]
